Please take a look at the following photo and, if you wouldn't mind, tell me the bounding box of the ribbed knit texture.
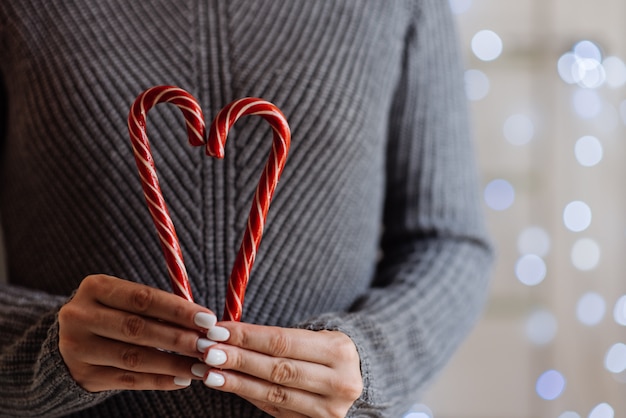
[0,1,493,417]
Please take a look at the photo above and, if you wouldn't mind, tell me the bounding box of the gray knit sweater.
[0,1,492,417]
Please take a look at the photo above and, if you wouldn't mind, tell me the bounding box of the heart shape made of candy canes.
[127,85,290,321]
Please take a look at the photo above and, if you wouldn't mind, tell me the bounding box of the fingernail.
[174,376,192,387]
[197,338,217,353]
[204,371,225,387]
[191,363,209,378]
[205,349,227,366]
[194,312,217,329]
[207,326,230,342]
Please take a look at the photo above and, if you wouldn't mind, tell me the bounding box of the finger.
[79,274,216,330]
[241,396,309,418]
[203,344,336,396]
[87,304,203,357]
[210,322,339,366]
[78,335,204,379]
[204,369,324,417]
[75,364,195,392]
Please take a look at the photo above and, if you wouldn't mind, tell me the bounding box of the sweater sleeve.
[0,17,115,416]
[0,285,116,417]
[298,1,493,415]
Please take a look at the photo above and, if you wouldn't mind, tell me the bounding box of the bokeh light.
[515,254,546,286]
[503,114,534,145]
[558,40,606,89]
[571,238,601,271]
[603,56,626,88]
[605,343,626,374]
[613,295,626,326]
[471,30,503,61]
[536,369,566,400]
[575,136,603,167]
[574,40,602,61]
[563,201,592,232]
[465,69,490,101]
[558,413,581,418]
[403,404,433,418]
[525,309,558,345]
[576,292,606,326]
[484,179,515,211]
[588,403,614,418]
[517,226,551,257]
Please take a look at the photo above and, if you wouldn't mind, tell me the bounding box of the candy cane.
[127,86,291,322]
[210,98,290,321]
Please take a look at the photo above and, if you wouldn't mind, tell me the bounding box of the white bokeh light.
[575,136,603,167]
[577,292,606,326]
[517,226,551,257]
[574,40,602,62]
[525,309,558,345]
[563,201,592,232]
[484,179,515,211]
[465,69,490,101]
[577,58,606,89]
[559,413,581,418]
[503,114,534,146]
[449,0,472,14]
[603,56,626,88]
[558,41,607,88]
[471,30,503,61]
[589,403,614,418]
[536,369,566,400]
[571,238,601,271]
[605,343,626,374]
[403,404,433,418]
[558,52,582,84]
[572,89,603,119]
[515,254,546,286]
[613,295,626,326]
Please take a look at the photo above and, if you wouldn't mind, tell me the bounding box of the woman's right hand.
[58,274,216,392]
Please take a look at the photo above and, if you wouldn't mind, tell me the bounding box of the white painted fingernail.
[194,312,217,329]
[174,376,192,387]
[197,338,217,353]
[191,363,209,378]
[204,371,225,387]
[207,326,230,342]
[205,349,227,366]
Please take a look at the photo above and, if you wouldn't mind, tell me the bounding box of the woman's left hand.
[200,322,363,418]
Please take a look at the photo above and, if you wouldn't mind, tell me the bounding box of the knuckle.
[130,286,154,312]
[266,384,289,405]
[170,329,186,348]
[123,315,146,339]
[269,360,299,385]
[153,374,173,389]
[119,372,137,389]
[80,274,106,294]
[268,331,290,357]
[121,347,144,369]
[331,377,363,400]
[335,336,357,360]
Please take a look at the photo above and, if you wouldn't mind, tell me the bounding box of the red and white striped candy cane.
[127,86,291,322]
[128,86,204,302]
[208,97,291,321]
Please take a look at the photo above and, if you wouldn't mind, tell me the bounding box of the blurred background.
[405,1,626,417]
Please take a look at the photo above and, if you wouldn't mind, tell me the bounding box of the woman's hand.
[200,322,363,418]
[58,274,217,392]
